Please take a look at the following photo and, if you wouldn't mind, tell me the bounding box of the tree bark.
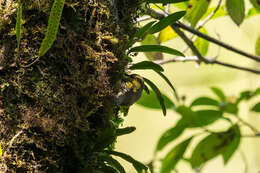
[0,0,138,172]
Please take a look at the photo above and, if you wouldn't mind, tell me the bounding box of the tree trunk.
[0,0,138,172]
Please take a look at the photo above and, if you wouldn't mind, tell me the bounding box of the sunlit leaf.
[174,1,189,10]
[159,26,178,43]
[155,119,187,152]
[0,143,2,157]
[185,0,211,27]
[226,0,245,25]
[160,137,192,173]
[247,7,260,18]
[129,45,184,57]
[143,78,167,115]
[100,155,126,173]
[202,6,227,20]
[116,127,136,137]
[105,151,148,173]
[222,125,241,164]
[251,102,260,112]
[16,0,22,50]
[145,0,189,3]
[249,0,260,11]
[190,97,219,107]
[255,34,260,56]
[194,28,209,56]
[39,0,65,56]
[149,11,186,34]
[210,87,226,102]
[137,90,175,110]
[129,61,164,72]
[190,125,239,168]
[141,34,163,60]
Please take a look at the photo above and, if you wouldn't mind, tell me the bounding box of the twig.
[3,130,24,156]
[174,22,260,63]
[155,56,198,65]
[196,0,223,30]
[135,15,151,23]
[237,116,260,134]
[239,149,248,173]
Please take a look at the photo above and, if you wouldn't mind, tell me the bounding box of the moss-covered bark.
[0,0,139,172]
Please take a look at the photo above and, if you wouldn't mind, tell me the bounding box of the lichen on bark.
[0,0,139,172]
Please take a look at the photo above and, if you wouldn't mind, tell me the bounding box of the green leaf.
[202,6,227,20]
[129,61,164,72]
[39,0,65,56]
[194,28,209,56]
[105,151,148,173]
[222,125,241,164]
[100,155,126,173]
[155,71,179,101]
[145,0,189,3]
[190,125,239,168]
[99,166,119,173]
[143,78,167,115]
[128,21,156,48]
[185,0,211,27]
[155,119,187,152]
[247,7,260,18]
[255,34,260,56]
[210,87,226,102]
[249,0,260,11]
[116,127,136,137]
[141,34,163,60]
[251,102,260,112]
[160,137,192,173]
[137,90,175,110]
[220,102,238,115]
[149,11,186,34]
[174,1,189,10]
[190,97,219,107]
[226,0,245,26]
[16,0,22,50]
[159,26,178,43]
[129,45,184,57]
[176,106,222,127]
[255,88,260,95]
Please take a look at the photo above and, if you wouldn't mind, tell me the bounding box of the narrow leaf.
[141,34,163,60]
[155,71,179,101]
[155,119,187,152]
[0,143,2,157]
[137,90,175,110]
[210,87,226,101]
[116,127,136,137]
[143,78,166,115]
[185,0,211,27]
[129,45,184,57]
[251,102,260,112]
[99,166,119,173]
[249,0,260,11]
[226,0,245,25]
[202,6,227,20]
[39,0,65,56]
[149,11,186,34]
[191,97,219,107]
[105,151,148,173]
[160,137,192,173]
[192,110,222,127]
[128,21,156,48]
[16,0,22,49]
[100,155,126,173]
[255,34,260,56]
[129,61,164,72]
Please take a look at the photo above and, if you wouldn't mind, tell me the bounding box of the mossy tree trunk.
[0,0,138,172]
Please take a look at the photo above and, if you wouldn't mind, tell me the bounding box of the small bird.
[115,74,144,106]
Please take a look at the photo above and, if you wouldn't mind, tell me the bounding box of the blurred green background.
[116,1,260,172]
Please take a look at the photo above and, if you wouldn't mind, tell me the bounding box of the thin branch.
[174,22,260,62]
[196,0,223,30]
[237,116,260,134]
[155,56,198,65]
